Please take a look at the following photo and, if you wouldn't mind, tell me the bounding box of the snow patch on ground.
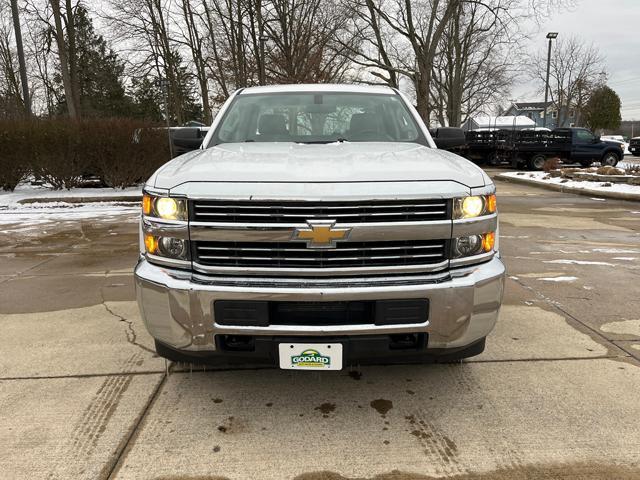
[0,203,140,227]
[538,276,578,282]
[543,259,615,266]
[613,257,637,261]
[592,248,640,254]
[499,171,640,197]
[600,319,640,337]
[1,182,141,208]
[0,183,141,228]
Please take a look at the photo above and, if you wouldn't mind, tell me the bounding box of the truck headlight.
[144,234,188,260]
[142,193,187,221]
[454,194,497,219]
[452,232,495,258]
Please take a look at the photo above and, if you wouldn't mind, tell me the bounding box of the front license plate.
[278,343,343,370]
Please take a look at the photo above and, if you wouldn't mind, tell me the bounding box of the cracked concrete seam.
[99,272,156,356]
[509,276,638,362]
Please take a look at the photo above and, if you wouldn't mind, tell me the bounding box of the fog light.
[482,232,496,252]
[453,235,483,257]
[461,196,484,218]
[159,237,187,259]
[144,234,158,254]
[156,197,179,219]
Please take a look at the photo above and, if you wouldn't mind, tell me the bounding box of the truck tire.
[528,154,546,171]
[486,152,499,166]
[601,152,619,166]
[511,156,526,170]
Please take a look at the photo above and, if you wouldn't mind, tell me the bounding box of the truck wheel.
[486,152,499,166]
[528,154,546,171]
[601,152,619,166]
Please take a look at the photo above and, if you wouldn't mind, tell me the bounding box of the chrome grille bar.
[191,199,450,224]
[193,240,448,271]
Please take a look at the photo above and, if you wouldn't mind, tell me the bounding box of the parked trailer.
[453,127,624,170]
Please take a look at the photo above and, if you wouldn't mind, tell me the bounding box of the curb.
[18,195,142,204]
[495,174,640,202]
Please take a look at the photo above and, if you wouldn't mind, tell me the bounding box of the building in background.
[503,101,576,129]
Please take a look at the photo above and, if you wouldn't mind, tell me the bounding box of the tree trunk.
[65,0,81,116]
[50,0,77,118]
[414,71,430,122]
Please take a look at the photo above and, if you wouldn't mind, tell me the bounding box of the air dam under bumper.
[134,257,505,355]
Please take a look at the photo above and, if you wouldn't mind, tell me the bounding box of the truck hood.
[152,142,488,190]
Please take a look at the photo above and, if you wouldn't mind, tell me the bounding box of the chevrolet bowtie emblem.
[292,220,352,249]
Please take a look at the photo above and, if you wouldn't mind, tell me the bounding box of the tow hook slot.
[389,333,426,350]
[219,335,255,352]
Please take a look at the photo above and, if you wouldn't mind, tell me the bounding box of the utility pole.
[158,78,174,159]
[542,32,558,128]
[10,0,31,116]
[257,0,266,86]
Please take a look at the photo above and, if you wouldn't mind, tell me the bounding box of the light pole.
[542,32,558,128]
[259,35,269,85]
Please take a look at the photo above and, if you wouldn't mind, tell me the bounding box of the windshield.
[210,92,425,145]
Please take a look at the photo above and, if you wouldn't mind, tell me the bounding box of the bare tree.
[105,0,192,123]
[430,0,522,126]
[530,36,605,127]
[178,0,211,122]
[348,0,464,121]
[49,0,80,117]
[0,3,25,118]
[264,0,353,83]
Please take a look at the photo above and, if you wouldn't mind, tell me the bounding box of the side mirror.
[430,127,466,150]
[170,127,209,156]
[593,135,601,144]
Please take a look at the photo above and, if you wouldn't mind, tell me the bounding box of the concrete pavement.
[1,179,640,479]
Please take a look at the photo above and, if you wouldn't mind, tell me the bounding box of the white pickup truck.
[135,84,505,370]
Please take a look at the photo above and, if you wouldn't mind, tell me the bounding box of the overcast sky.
[515,0,640,120]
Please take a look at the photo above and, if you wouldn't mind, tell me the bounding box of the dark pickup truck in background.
[440,127,625,170]
[630,137,640,157]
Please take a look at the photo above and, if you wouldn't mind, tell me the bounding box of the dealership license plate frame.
[278,343,343,370]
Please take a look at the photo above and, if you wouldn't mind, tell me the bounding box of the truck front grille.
[191,199,450,224]
[193,240,448,269]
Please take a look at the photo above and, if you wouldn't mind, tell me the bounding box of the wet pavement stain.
[291,463,640,479]
[154,477,230,480]
[215,416,244,434]
[370,399,393,417]
[212,398,223,404]
[315,402,336,418]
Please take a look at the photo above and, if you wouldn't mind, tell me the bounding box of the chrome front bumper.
[134,256,505,352]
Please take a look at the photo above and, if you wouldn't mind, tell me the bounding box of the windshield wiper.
[296,138,348,144]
